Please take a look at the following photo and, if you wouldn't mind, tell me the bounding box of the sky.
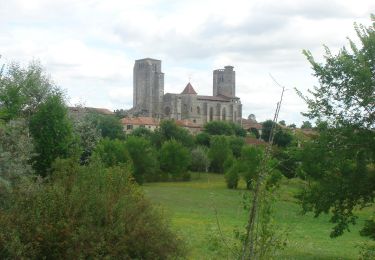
[0,0,374,126]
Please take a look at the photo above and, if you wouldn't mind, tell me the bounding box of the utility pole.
[241,80,285,259]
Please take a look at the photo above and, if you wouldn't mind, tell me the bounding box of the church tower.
[213,65,235,97]
[133,58,164,117]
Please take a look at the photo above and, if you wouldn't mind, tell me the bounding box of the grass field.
[143,173,374,259]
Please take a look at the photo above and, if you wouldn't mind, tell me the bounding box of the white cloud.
[0,0,373,125]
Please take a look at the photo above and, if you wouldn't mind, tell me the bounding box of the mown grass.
[143,173,374,259]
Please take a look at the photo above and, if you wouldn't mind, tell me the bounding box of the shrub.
[225,166,239,189]
[209,135,232,173]
[160,140,191,179]
[125,136,159,184]
[92,138,131,168]
[0,159,185,259]
[190,146,209,172]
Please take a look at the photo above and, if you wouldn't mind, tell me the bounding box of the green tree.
[89,113,125,140]
[301,121,312,129]
[297,15,375,239]
[70,106,102,164]
[204,121,246,137]
[261,120,274,142]
[0,61,59,121]
[125,136,159,184]
[237,145,263,189]
[160,140,191,179]
[92,138,131,168]
[190,146,209,173]
[208,135,233,173]
[0,119,34,192]
[158,120,194,148]
[29,95,73,176]
[228,136,245,158]
[204,121,234,136]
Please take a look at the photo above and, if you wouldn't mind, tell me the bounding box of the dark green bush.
[225,167,239,189]
[0,159,185,259]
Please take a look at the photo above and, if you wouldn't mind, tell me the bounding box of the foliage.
[129,126,153,139]
[204,121,246,137]
[297,15,375,239]
[0,160,185,259]
[228,136,245,158]
[208,135,233,173]
[125,136,159,184]
[92,138,131,168]
[249,127,260,139]
[272,147,299,179]
[279,120,286,126]
[225,167,239,189]
[261,120,274,142]
[195,131,211,146]
[237,146,263,189]
[29,95,73,176]
[190,146,210,172]
[158,120,194,148]
[273,128,293,147]
[0,119,34,192]
[301,121,312,129]
[89,113,125,140]
[70,107,102,164]
[261,120,293,147]
[160,140,191,179]
[0,61,60,121]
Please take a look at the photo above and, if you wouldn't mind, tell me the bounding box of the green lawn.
[143,173,374,259]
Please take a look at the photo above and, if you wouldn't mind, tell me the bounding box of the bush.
[92,138,131,168]
[125,136,159,184]
[190,146,209,172]
[160,140,191,180]
[225,166,239,189]
[209,135,232,173]
[0,159,185,259]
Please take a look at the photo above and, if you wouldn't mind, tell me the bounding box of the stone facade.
[132,58,242,125]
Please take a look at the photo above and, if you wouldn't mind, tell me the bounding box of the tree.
[0,61,60,121]
[89,113,125,140]
[29,95,74,176]
[204,121,246,137]
[261,120,292,147]
[70,106,102,164]
[301,121,312,129]
[158,120,194,148]
[279,120,286,126]
[0,160,185,259]
[228,136,245,158]
[125,136,159,184]
[0,119,34,192]
[208,135,233,173]
[92,138,131,168]
[160,140,191,179]
[260,120,274,142]
[297,15,375,239]
[189,146,210,173]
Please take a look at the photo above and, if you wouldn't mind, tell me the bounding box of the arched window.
[164,106,171,116]
[222,107,226,121]
[197,106,200,115]
[209,107,214,121]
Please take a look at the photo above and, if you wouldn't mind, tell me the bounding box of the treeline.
[0,61,186,258]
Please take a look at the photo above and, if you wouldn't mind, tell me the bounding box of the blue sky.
[1,0,374,126]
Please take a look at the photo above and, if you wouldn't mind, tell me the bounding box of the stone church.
[132,58,242,126]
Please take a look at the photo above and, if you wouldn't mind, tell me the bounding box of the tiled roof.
[175,119,202,129]
[181,83,197,95]
[69,107,115,115]
[120,117,160,126]
[245,137,266,146]
[242,119,263,130]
